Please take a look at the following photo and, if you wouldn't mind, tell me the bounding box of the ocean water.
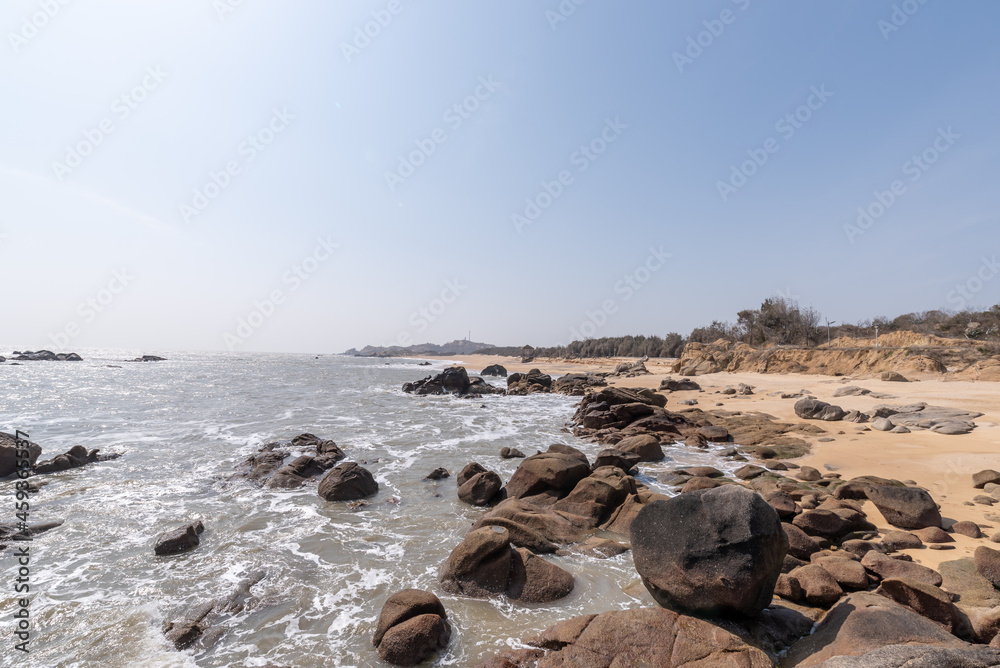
[0,352,735,667]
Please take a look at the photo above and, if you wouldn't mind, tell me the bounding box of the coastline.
[453,354,1000,569]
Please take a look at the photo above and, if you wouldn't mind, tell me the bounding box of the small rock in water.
[154,521,205,556]
[425,468,449,480]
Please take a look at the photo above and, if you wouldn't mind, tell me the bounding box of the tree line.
[473,298,1000,359]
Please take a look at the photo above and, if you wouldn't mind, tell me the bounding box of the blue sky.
[1,0,998,354]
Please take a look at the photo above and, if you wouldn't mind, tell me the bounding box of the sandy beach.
[454,354,1000,570]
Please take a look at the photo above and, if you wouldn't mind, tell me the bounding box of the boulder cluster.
[470,447,1000,667]
[795,397,981,435]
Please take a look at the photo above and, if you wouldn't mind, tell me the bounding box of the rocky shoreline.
[7,360,1000,666]
[379,365,1000,666]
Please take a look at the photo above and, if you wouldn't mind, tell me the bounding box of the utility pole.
[826,320,836,349]
[875,325,879,349]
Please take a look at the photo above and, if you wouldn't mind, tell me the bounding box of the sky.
[1,0,998,354]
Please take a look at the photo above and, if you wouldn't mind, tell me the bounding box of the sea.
[0,351,735,667]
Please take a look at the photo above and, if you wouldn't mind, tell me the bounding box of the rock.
[373,590,450,666]
[659,377,702,392]
[681,477,724,493]
[795,397,847,422]
[506,369,554,395]
[764,491,798,519]
[500,447,525,459]
[735,464,769,480]
[882,531,923,551]
[131,355,167,362]
[861,550,943,587]
[865,484,942,530]
[425,468,449,480]
[834,386,872,398]
[154,521,205,556]
[377,614,450,666]
[317,462,378,501]
[481,364,508,377]
[503,452,591,504]
[871,417,894,431]
[698,425,731,442]
[676,466,724,478]
[875,578,965,634]
[438,526,573,603]
[793,510,852,539]
[507,607,773,667]
[811,645,1000,667]
[570,537,629,559]
[814,557,870,591]
[439,526,512,597]
[881,371,909,382]
[472,498,581,551]
[630,485,787,618]
[592,448,640,473]
[266,455,333,489]
[458,470,503,507]
[941,558,1000,607]
[975,546,1000,589]
[782,522,822,560]
[790,565,844,606]
[784,592,969,667]
[457,462,489,486]
[952,521,983,539]
[975,470,1000,489]
[797,466,823,482]
[32,444,105,475]
[163,571,266,650]
[551,466,635,527]
[0,432,42,477]
[507,547,575,603]
[915,526,955,543]
[613,434,665,462]
[402,367,503,396]
[776,573,803,602]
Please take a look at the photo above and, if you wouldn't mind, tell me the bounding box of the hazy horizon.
[3,1,998,354]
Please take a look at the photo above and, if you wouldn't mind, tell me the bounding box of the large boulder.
[373,589,450,666]
[457,469,503,507]
[613,434,665,462]
[812,645,1000,667]
[785,592,971,667]
[317,462,378,501]
[630,485,788,618]
[974,546,1000,588]
[795,397,847,421]
[506,607,772,667]
[861,551,943,587]
[0,432,42,478]
[503,452,591,504]
[438,526,573,603]
[865,484,942,530]
[472,498,583,551]
[480,364,508,377]
[875,578,966,635]
[550,466,635,527]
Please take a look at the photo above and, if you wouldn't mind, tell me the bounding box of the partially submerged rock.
[438,526,573,603]
[373,589,450,666]
[317,462,378,502]
[402,367,503,396]
[154,521,205,556]
[163,570,266,650]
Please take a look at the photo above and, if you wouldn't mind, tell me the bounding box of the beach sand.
[453,354,1000,569]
